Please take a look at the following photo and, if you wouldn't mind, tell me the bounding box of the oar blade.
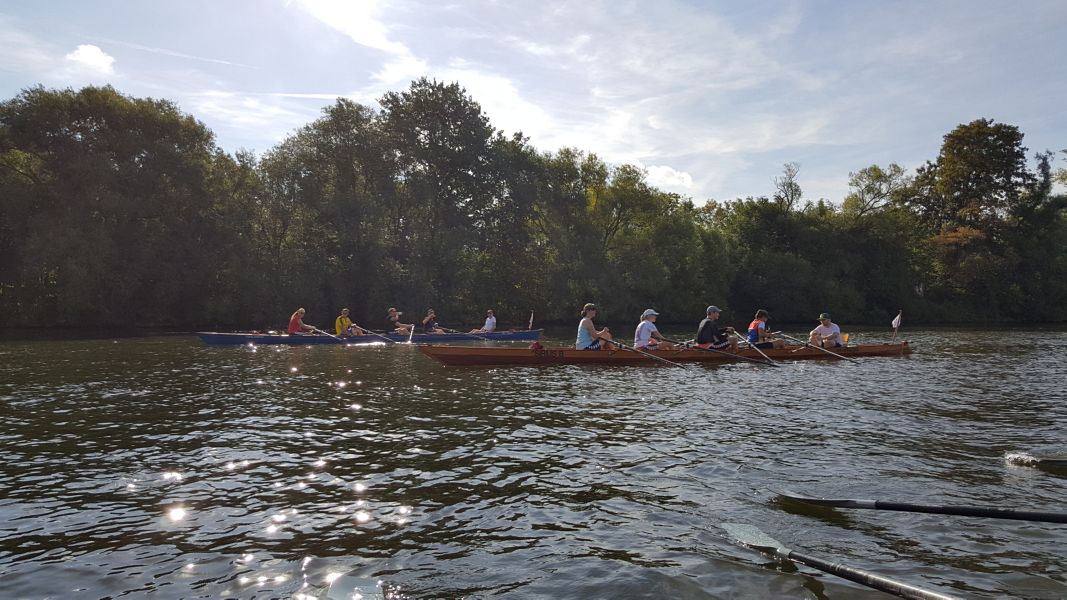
[721,522,788,554]
[776,489,874,509]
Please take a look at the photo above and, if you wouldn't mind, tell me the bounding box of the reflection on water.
[0,329,1065,598]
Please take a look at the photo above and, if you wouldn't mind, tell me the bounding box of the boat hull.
[197,329,543,346]
[418,342,912,366]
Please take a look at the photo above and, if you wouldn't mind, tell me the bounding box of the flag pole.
[528,311,534,330]
[891,309,902,342]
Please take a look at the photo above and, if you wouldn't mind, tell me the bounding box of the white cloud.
[645,164,694,191]
[296,0,407,55]
[188,91,315,144]
[0,17,53,73]
[64,44,115,74]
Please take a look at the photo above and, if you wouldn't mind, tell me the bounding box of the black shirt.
[696,318,728,345]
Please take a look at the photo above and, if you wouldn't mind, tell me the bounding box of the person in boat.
[421,308,446,334]
[747,309,785,349]
[809,312,845,347]
[576,303,614,350]
[335,308,364,337]
[634,309,675,350]
[288,308,316,335]
[385,307,414,335]
[695,305,737,352]
[470,309,497,333]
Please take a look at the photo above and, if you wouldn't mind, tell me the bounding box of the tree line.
[1,80,1065,330]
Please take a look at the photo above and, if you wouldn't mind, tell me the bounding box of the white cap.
[641,308,659,318]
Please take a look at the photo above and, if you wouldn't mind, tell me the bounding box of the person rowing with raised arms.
[575,303,614,350]
[420,308,445,334]
[809,312,845,347]
[747,309,785,349]
[385,307,414,335]
[634,309,675,350]
[695,305,737,352]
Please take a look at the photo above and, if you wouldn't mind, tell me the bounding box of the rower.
[421,308,445,334]
[288,308,316,335]
[470,309,496,333]
[809,312,845,347]
[385,307,414,335]
[695,305,737,352]
[747,309,785,349]
[634,309,674,350]
[575,303,613,350]
[335,308,363,337]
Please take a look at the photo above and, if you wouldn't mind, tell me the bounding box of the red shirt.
[288,314,304,334]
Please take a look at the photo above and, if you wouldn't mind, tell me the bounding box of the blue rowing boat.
[197,329,543,345]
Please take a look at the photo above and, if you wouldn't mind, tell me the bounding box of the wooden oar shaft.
[733,331,777,365]
[610,339,686,368]
[313,328,345,343]
[785,550,960,600]
[353,325,397,344]
[441,327,493,342]
[661,338,775,366]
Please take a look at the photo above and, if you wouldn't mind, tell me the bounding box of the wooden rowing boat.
[418,341,911,366]
[198,329,543,346]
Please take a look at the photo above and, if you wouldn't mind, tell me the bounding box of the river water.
[0,328,1064,599]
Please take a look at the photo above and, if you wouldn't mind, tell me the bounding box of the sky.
[2,0,1065,203]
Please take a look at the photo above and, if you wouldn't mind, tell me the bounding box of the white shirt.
[810,322,843,345]
[483,315,496,332]
[634,320,659,348]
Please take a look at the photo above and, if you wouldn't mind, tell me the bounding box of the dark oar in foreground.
[721,523,960,600]
[777,490,1067,524]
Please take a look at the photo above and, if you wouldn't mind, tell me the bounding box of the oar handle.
[785,550,960,600]
[442,327,493,342]
[779,332,859,363]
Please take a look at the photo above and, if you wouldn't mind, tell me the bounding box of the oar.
[660,337,777,366]
[608,338,687,368]
[312,328,346,343]
[777,489,1067,524]
[732,331,778,365]
[440,327,494,342]
[407,321,416,344]
[352,324,398,344]
[777,332,859,363]
[721,523,960,600]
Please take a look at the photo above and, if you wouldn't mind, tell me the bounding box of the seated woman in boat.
[288,308,316,335]
[335,308,364,337]
[576,303,614,350]
[634,309,675,350]
[809,312,845,347]
[421,308,446,334]
[385,307,414,335]
[747,309,785,349]
[470,309,496,333]
[695,305,737,351]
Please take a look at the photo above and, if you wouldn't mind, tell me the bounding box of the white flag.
[891,312,902,329]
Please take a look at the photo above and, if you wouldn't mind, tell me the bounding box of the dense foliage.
[1,83,1065,329]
